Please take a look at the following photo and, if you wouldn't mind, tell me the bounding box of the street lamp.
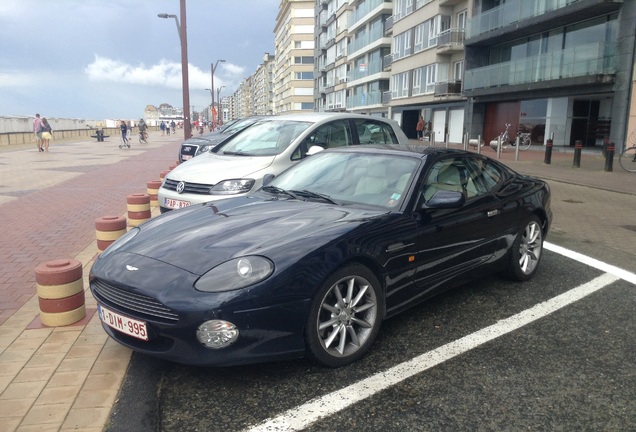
[210,60,225,128]
[158,1,191,140]
[216,86,225,125]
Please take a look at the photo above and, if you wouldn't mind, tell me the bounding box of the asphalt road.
[105,228,635,430]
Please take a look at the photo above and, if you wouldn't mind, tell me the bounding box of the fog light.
[196,320,239,349]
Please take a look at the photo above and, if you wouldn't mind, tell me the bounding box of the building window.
[294,56,315,64]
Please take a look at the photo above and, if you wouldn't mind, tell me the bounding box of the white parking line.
[244,243,634,432]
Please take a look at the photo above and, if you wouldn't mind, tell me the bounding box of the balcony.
[384,15,393,35]
[467,0,623,43]
[436,29,464,54]
[383,53,392,70]
[434,80,462,97]
[463,41,616,93]
[346,90,384,109]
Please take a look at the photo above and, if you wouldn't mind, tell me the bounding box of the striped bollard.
[147,180,161,208]
[160,170,170,181]
[127,193,151,227]
[95,215,127,252]
[36,259,86,327]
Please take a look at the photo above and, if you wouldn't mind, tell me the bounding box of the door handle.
[487,209,500,217]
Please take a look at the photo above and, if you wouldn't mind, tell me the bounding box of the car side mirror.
[306,145,324,156]
[423,190,465,209]
[262,174,275,186]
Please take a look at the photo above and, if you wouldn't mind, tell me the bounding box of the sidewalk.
[0,135,633,431]
[0,132,183,431]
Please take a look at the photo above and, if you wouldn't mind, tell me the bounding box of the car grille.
[162,178,215,195]
[91,279,180,322]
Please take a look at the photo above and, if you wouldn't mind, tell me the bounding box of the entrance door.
[570,100,599,147]
[448,109,464,143]
[432,110,446,143]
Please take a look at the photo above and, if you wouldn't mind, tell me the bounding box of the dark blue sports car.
[90,144,551,367]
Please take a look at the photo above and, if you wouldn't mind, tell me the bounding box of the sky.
[0,0,280,120]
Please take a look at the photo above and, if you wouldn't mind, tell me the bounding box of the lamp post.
[216,86,225,125]
[158,0,191,140]
[210,60,225,128]
[204,88,213,123]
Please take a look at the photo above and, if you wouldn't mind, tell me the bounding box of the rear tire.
[305,264,384,367]
[504,215,544,281]
[618,147,636,173]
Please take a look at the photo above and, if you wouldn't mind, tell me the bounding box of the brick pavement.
[0,133,634,431]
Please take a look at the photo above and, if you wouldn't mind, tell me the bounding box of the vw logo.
[176,181,186,194]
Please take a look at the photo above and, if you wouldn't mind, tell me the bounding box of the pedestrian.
[41,117,53,151]
[170,120,176,134]
[416,115,424,141]
[33,113,44,151]
[138,118,148,142]
[120,120,129,146]
[160,121,166,135]
[127,121,133,140]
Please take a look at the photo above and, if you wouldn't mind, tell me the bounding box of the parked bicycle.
[490,123,532,151]
[618,130,636,172]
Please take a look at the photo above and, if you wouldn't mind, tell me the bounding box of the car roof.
[255,112,397,123]
[326,144,468,158]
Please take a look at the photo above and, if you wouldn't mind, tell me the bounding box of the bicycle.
[490,124,532,151]
[618,130,636,172]
[139,130,148,144]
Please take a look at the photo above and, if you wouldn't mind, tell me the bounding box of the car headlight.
[209,179,255,195]
[198,145,211,153]
[195,256,274,292]
[99,227,139,259]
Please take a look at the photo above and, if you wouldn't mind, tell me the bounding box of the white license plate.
[98,304,148,341]
[182,155,192,160]
[165,198,191,209]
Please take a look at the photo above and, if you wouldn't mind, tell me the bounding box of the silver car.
[158,112,409,213]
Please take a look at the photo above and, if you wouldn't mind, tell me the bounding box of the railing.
[437,28,464,48]
[348,59,384,82]
[384,15,393,34]
[346,91,384,109]
[464,41,616,90]
[348,0,388,28]
[383,53,393,69]
[348,26,386,54]
[434,80,462,97]
[467,0,581,39]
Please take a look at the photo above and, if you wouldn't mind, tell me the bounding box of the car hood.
[168,153,276,183]
[108,198,385,275]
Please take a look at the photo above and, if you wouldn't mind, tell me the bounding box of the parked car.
[178,116,267,162]
[90,145,552,367]
[160,112,410,213]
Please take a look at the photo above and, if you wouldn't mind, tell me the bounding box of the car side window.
[464,158,503,194]
[353,119,400,144]
[292,120,352,160]
[420,156,496,203]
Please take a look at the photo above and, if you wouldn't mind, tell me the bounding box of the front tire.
[504,215,544,281]
[305,264,384,367]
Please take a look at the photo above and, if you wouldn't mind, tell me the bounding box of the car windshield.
[268,151,420,209]
[216,120,311,156]
[221,117,259,135]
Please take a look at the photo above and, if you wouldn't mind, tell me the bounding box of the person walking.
[160,121,166,135]
[416,116,425,141]
[138,118,148,143]
[120,120,129,148]
[170,120,176,135]
[33,114,44,151]
[40,117,53,151]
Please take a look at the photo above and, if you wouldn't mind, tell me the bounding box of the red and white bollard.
[95,215,127,252]
[127,193,151,227]
[36,259,86,327]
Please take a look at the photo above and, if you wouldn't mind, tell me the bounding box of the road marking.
[244,243,632,432]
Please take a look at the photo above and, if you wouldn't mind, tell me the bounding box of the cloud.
[84,55,247,93]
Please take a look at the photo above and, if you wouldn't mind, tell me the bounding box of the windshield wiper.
[290,190,340,205]
[262,185,300,200]
[221,151,251,156]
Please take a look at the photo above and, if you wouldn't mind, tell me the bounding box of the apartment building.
[387,0,468,141]
[274,0,316,113]
[253,53,276,116]
[463,0,635,149]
